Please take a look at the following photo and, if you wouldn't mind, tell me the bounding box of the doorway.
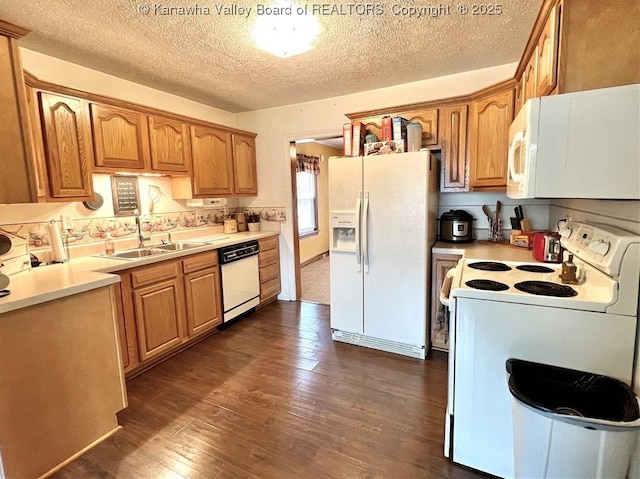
[290,137,343,305]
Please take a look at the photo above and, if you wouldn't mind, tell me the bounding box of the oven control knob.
[588,240,610,256]
[558,227,572,238]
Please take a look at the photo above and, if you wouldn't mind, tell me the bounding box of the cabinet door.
[523,49,538,104]
[430,254,460,351]
[184,266,222,337]
[38,92,94,199]
[148,116,191,172]
[91,104,149,170]
[232,134,258,195]
[133,278,185,362]
[439,104,468,191]
[536,5,558,97]
[190,125,234,197]
[402,108,439,146]
[468,88,514,189]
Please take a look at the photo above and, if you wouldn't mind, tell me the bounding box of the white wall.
[19,48,236,127]
[236,63,519,300]
[549,199,640,235]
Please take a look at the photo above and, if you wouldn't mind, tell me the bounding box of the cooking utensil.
[510,217,520,229]
[83,192,104,211]
[482,205,493,223]
[0,234,12,256]
[517,205,524,220]
[496,200,502,220]
[513,207,522,229]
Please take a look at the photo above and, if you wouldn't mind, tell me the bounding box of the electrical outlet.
[141,213,150,223]
[60,214,74,230]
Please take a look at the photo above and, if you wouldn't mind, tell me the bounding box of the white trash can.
[506,359,640,479]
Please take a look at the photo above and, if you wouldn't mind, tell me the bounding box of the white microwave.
[507,84,640,199]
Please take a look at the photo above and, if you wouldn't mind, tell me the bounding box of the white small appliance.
[329,151,439,359]
[441,222,640,478]
[507,84,640,199]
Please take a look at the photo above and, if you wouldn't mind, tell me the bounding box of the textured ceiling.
[1,0,542,113]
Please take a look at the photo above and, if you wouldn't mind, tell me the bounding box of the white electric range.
[441,221,640,478]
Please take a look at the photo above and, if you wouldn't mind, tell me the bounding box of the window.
[297,170,318,236]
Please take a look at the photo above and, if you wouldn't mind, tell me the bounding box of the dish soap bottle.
[561,254,578,284]
[104,233,115,255]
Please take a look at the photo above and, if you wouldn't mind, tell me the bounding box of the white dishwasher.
[218,240,260,323]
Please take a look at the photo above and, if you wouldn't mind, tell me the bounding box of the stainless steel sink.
[154,242,207,251]
[109,248,167,259]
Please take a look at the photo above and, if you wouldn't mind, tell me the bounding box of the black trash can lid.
[506,359,640,423]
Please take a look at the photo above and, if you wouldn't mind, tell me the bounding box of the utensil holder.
[489,218,503,242]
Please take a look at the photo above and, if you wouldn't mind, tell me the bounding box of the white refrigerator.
[328,151,439,359]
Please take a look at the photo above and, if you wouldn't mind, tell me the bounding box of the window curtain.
[296,154,320,175]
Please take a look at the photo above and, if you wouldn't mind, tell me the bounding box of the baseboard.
[300,250,329,268]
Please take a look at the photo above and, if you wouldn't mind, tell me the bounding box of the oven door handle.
[439,268,456,307]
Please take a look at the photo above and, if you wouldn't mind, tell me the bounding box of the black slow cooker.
[439,210,474,243]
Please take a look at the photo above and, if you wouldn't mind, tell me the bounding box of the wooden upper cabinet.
[439,104,468,191]
[38,92,94,199]
[189,125,234,197]
[90,103,149,170]
[523,50,538,104]
[536,4,558,96]
[468,87,514,189]
[148,116,191,173]
[402,108,439,146]
[0,20,38,204]
[232,134,258,195]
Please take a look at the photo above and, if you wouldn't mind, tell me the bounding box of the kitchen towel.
[47,221,67,262]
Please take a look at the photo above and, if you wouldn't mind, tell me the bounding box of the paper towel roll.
[47,221,66,262]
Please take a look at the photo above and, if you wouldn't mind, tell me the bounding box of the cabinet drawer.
[182,251,218,274]
[131,261,179,288]
[260,276,281,301]
[259,236,278,252]
[259,248,279,267]
[259,263,280,283]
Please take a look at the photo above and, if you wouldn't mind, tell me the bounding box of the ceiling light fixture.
[251,0,322,58]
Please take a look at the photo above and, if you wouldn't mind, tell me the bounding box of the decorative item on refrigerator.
[351,121,365,156]
[392,116,408,142]
[381,115,392,141]
[343,122,352,156]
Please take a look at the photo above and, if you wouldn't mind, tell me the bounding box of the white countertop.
[0,230,279,315]
[432,241,536,262]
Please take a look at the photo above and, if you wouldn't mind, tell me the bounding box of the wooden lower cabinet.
[133,276,185,362]
[116,251,222,374]
[430,253,462,351]
[183,250,222,336]
[258,236,281,305]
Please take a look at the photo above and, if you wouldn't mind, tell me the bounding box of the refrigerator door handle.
[355,191,362,272]
[363,191,369,273]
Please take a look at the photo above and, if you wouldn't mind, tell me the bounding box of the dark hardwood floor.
[53,301,486,479]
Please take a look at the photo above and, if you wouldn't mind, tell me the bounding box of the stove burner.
[516,265,555,273]
[466,279,509,291]
[515,281,578,297]
[468,262,512,272]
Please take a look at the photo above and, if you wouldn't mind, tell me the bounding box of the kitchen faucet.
[134,209,150,248]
